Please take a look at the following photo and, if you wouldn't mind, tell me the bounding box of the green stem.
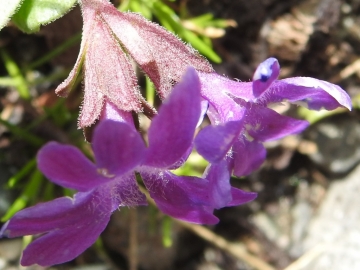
[26,32,82,71]
[0,48,30,99]
[0,118,44,147]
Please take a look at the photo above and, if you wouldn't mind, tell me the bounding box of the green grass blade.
[0,118,44,147]
[1,169,43,221]
[7,158,36,188]
[26,32,81,70]
[162,216,173,247]
[146,76,155,106]
[0,77,19,87]
[0,48,30,99]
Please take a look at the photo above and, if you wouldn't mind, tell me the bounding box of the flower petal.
[266,77,352,110]
[252,57,280,98]
[1,196,84,238]
[19,189,112,266]
[79,16,142,127]
[144,68,201,169]
[203,159,257,208]
[92,120,145,176]
[100,100,135,127]
[197,99,209,128]
[245,105,309,142]
[21,219,109,266]
[198,72,247,122]
[100,3,213,98]
[37,142,107,191]
[54,4,95,97]
[227,188,257,207]
[202,160,232,209]
[233,139,266,177]
[141,169,219,224]
[195,120,243,163]
[110,174,147,210]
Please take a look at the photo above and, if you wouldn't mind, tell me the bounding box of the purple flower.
[0,68,256,266]
[56,0,213,128]
[195,57,352,176]
[0,119,147,266]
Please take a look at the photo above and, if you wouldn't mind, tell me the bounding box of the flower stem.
[129,208,138,270]
[139,185,275,270]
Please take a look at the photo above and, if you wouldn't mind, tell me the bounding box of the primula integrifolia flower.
[56,0,213,128]
[0,120,147,266]
[195,57,352,176]
[0,68,256,266]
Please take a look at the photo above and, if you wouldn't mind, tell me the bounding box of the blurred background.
[0,0,360,269]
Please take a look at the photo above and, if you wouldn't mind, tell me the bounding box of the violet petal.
[100,100,135,127]
[202,160,232,209]
[266,77,352,110]
[196,99,209,128]
[227,188,257,207]
[245,106,309,142]
[252,57,280,98]
[22,220,108,266]
[195,120,243,163]
[19,189,112,266]
[93,120,145,176]
[141,169,219,224]
[37,142,107,191]
[198,72,247,122]
[233,139,266,177]
[0,196,86,238]
[110,174,147,211]
[144,68,201,169]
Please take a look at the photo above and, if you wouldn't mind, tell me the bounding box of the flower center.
[97,168,115,178]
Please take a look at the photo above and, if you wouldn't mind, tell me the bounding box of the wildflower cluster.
[0,0,352,267]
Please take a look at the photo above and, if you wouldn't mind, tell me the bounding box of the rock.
[297,163,360,269]
[304,113,360,175]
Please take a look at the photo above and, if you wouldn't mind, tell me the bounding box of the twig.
[283,244,327,270]
[129,208,138,270]
[330,58,360,83]
[139,186,276,270]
